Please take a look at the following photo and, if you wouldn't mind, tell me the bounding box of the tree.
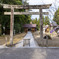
[31,18,40,30]
[53,8,59,25]
[44,16,50,25]
[22,0,29,5]
[0,0,31,34]
[31,16,50,30]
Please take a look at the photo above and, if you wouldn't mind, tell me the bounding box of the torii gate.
[1,4,51,45]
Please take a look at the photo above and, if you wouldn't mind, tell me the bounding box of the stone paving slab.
[0,48,59,59]
[15,31,38,48]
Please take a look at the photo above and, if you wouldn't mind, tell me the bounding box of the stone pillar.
[40,8,43,45]
[10,6,14,45]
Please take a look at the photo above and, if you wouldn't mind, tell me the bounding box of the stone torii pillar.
[10,6,14,45]
[40,8,43,45]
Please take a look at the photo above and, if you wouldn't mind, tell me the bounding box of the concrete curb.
[0,46,59,49]
[15,47,59,49]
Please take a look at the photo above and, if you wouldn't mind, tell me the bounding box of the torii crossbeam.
[2,4,51,9]
[4,12,49,15]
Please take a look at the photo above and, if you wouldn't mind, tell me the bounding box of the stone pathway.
[15,31,39,48]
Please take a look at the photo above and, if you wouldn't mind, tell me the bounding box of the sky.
[27,0,59,21]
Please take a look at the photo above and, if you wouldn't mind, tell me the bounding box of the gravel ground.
[0,32,26,45]
[33,31,59,47]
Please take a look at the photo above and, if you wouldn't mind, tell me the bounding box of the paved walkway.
[0,48,59,59]
[15,31,38,48]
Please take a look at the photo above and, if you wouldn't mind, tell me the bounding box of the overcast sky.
[27,0,59,21]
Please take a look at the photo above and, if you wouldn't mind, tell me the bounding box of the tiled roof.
[23,24,36,28]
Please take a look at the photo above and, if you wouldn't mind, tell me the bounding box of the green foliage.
[31,18,40,30]
[31,16,50,30]
[14,23,21,33]
[0,0,31,34]
[53,8,59,25]
[44,16,50,25]
[1,0,22,5]
[0,5,4,15]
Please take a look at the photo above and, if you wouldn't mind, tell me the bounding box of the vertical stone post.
[40,8,43,45]
[10,6,14,45]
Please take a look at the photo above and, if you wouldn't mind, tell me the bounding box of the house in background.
[23,23,36,32]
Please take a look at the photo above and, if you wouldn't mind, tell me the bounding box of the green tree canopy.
[53,8,59,25]
[31,18,40,30]
[0,0,31,34]
[31,16,50,30]
[44,16,50,25]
